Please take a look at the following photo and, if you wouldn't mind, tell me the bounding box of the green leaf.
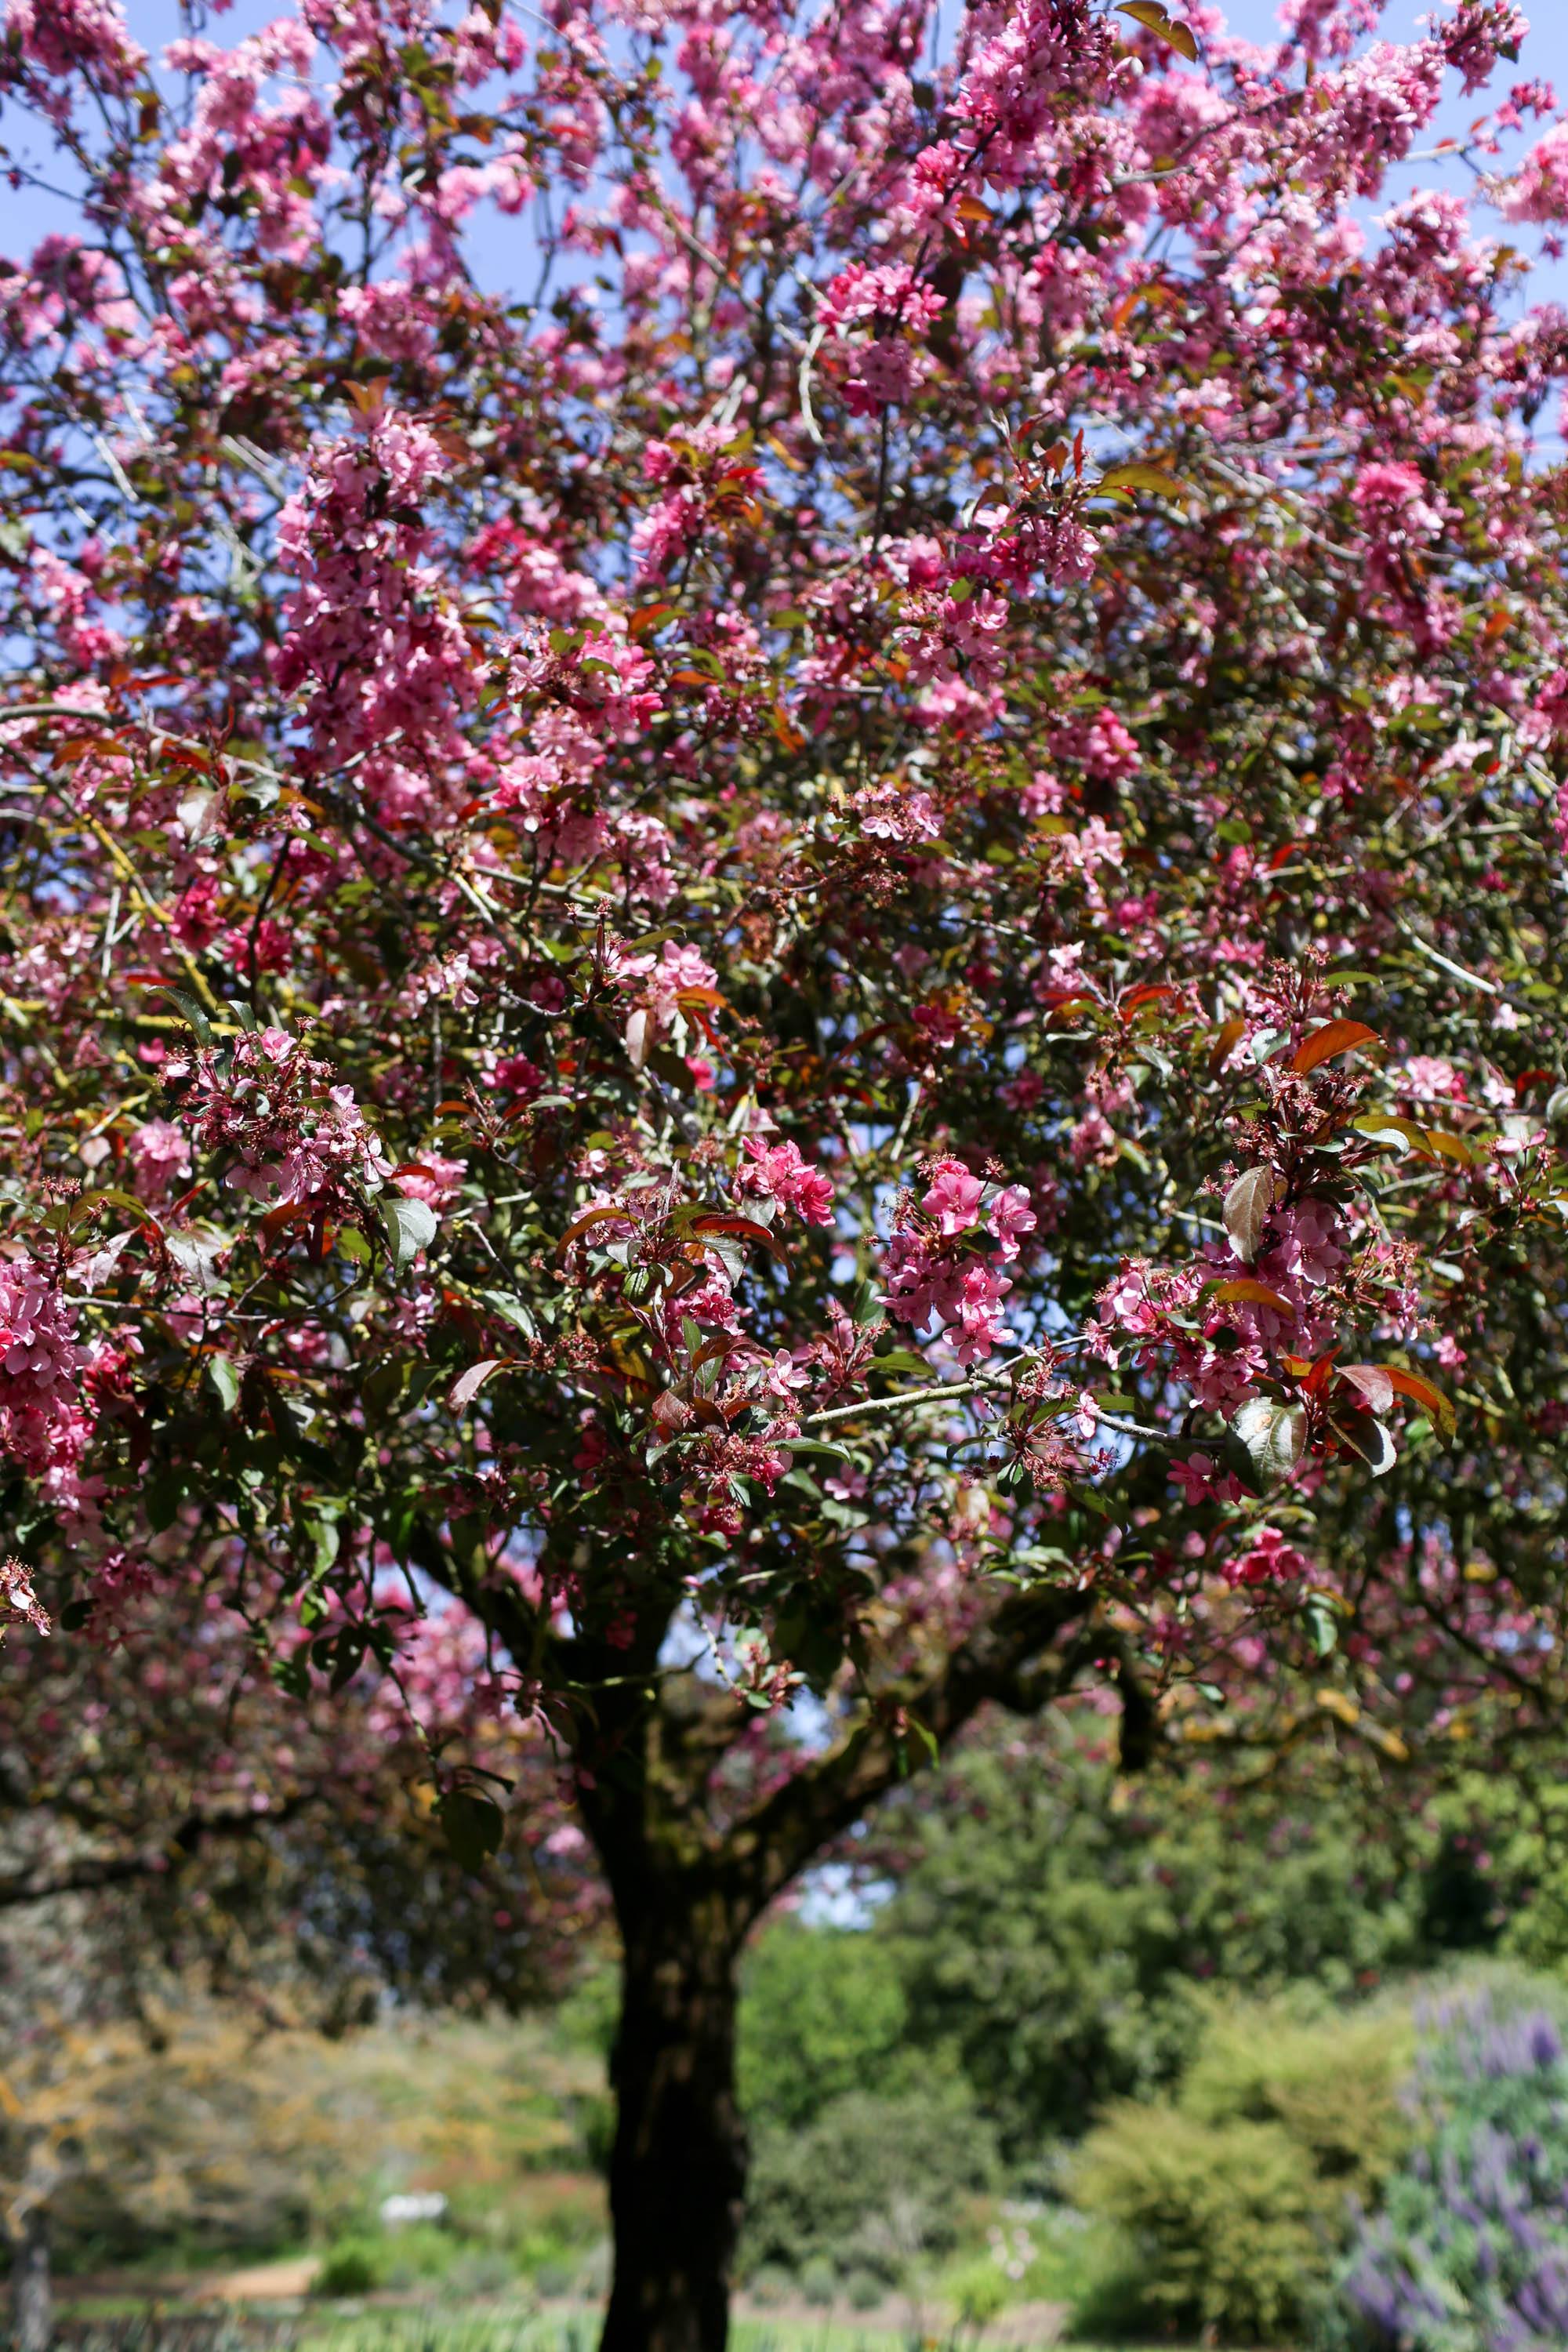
[328,1632,365,1693]
[206,1354,240,1414]
[1098,461,1192,499]
[1305,1596,1339,1659]
[362,1359,407,1419]
[440,1789,506,1873]
[481,1289,537,1340]
[154,986,212,1047]
[310,1514,341,1577]
[384,1196,438,1273]
[88,1187,159,1224]
[145,1468,186,1533]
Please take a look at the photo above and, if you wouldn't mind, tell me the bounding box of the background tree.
[2,0,1568,2347]
[0,1581,602,2341]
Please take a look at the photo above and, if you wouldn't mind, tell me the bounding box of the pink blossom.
[819,264,946,336]
[394,1156,467,1210]
[1226,1524,1312,1588]
[949,1261,1013,1366]
[272,411,474,771]
[0,1262,82,1414]
[1438,1,1527,94]
[739,1138,836,1227]
[1170,1452,1219,1507]
[1495,116,1568,221]
[1269,1202,1346,1287]
[988,1184,1038,1262]
[923,1159,984,1235]
[5,0,144,88]
[128,1117,193,1203]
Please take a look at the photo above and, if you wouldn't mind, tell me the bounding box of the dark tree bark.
[533,1578,1101,2352]
[12,2205,52,2352]
[599,1883,747,2352]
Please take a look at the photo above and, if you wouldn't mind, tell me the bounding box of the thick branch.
[0,1794,314,1913]
[727,1581,1096,1915]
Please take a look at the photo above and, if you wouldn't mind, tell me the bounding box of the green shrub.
[1070,1999,1411,2343]
[1180,2002,1413,2205]
[314,2237,386,2296]
[873,1737,1432,2160]
[799,2256,837,2307]
[441,2249,517,2298]
[946,2255,1008,2328]
[516,2225,595,2289]
[574,2238,611,2299]
[742,2082,996,2285]
[746,2264,793,2307]
[1073,2103,1324,2343]
[739,1915,914,2135]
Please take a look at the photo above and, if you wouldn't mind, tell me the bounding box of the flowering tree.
[2,0,1568,2340]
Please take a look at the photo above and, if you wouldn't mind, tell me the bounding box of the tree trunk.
[599,1890,746,2352]
[12,2205,51,2352]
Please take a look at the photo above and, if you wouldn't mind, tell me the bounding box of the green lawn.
[295,2307,1179,2352]
[58,2288,1186,2352]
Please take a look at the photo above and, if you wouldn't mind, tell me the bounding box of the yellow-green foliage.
[1074,2104,1323,2343]
[1178,2002,1413,2205]
[1071,1998,1413,2344]
[6,2001,605,2271]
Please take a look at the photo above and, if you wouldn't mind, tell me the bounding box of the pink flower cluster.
[616,940,720,1069]
[883,1160,1037,1365]
[852,779,942,843]
[1352,461,1446,597]
[155,20,326,263]
[1438,0,1527,93]
[273,411,472,771]
[1225,1523,1312,1588]
[180,1028,391,1215]
[956,0,1117,185]
[129,1117,193,1203]
[630,428,766,578]
[819,264,947,417]
[818,264,946,336]
[1097,1196,1348,1417]
[737,1137,835,1226]
[1496,117,1568,223]
[4,0,144,92]
[0,1260,85,1475]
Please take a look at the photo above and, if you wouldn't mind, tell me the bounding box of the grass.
[54,2297,1186,2352]
[299,2315,1174,2352]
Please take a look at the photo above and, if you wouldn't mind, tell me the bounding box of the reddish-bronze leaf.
[1290,1020,1380,1076]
